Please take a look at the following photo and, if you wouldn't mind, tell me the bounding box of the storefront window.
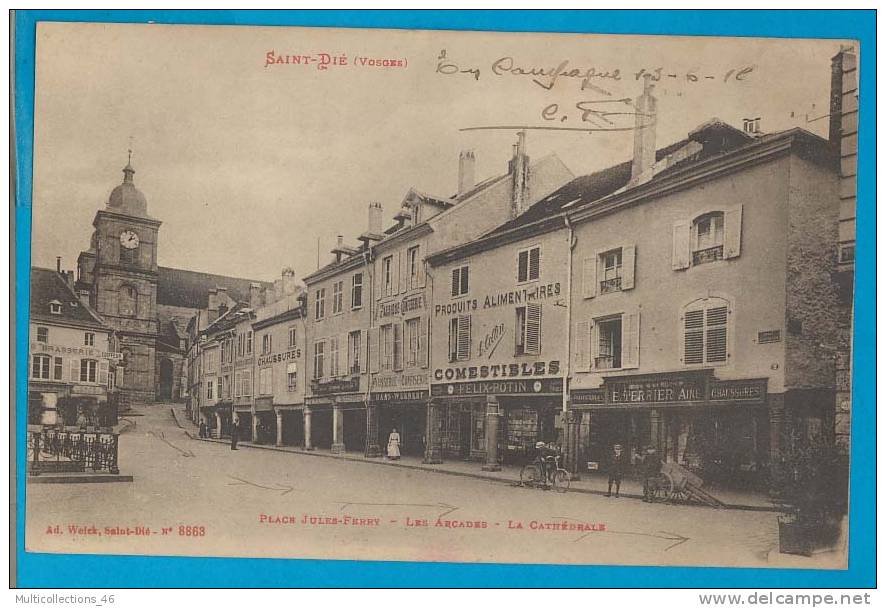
[596,317,622,369]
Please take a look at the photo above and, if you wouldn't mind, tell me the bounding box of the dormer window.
[49,301,62,315]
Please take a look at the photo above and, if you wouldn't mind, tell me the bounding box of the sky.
[30,22,850,282]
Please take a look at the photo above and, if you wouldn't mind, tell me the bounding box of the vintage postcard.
[23,21,857,570]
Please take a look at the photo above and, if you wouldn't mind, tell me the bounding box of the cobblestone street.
[26,405,820,569]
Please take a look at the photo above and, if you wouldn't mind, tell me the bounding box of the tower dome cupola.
[107,151,148,216]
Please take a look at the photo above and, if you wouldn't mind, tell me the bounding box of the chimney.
[630,75,657,186]
[56,256,62,273]
[65,270,75,289]
[274,278,283,300]
[249,282,262,308]
[368,202,383,235]
[207,288,219,312]
[281,267,297,295]
[458,149,476,196]
[830,45,857,168]
[509,131,530,218]
[217,302,228,318]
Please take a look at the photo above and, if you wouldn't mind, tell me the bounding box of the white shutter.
[116,366,124,387]
[418,250,426,287]
[723,205,743,259]
[457,315,471,361]
[525,303,541,355]
[99,360,109,386]
[622,245,636,290]
[70,359,80,382]
[393,251,402,295]
[672,220,691,270]
[369,327,380,373]
[361,329,368,374]
[589,322,599,370]
[574,320,591,372]
[419,317,429,368]
[582,256,597,299]
[621,311,640,369]
[393,323,404,371]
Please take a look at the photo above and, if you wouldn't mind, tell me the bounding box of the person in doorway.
[642,445,662,502]
[198,421,207,439]
[606,443,628,498]
[231,420,240,450]
[387,428,401,460]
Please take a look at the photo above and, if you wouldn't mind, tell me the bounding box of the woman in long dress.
[387,428,401,460]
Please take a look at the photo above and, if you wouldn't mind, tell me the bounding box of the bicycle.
[519,454,571,493]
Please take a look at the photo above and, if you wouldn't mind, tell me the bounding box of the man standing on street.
[231,419,240,450]
[606,443,627,498]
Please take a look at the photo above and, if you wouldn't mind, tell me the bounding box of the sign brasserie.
[31,343,122,361]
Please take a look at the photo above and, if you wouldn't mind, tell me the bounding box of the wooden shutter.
[672,220,691,270]
[451,268,459,297]
[418,249,426,287]
[419,317,429,368]
[393,251,402,295]
[360,329,368,374]
[622,245,636,290]
[70,359,80,382]
[116,366,124,387]
[574,320,591,372]
[456,315,471,361]
[529,247,541,281]
[589,321,599,370]
[582,257,597,299]
[461,266,469,295]
[99,360,109,386]
[705,306,729,363]
[369,328,380,373]
[621,311,640,369]
[723,205,743,259]
[525,303,541,355]
[683,309,705,364]
[393,323,404,371]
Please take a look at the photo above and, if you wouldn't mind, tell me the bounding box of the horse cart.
[649,461,726,508]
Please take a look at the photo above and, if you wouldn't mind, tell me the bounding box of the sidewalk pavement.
[169,405,781,513]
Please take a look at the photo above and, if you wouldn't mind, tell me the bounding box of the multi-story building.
[303,144,574,457]
[28,266,121,427]
[252,269,307,446]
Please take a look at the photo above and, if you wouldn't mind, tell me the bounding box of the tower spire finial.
[123,137,135,183]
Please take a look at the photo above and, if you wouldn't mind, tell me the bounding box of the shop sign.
[372,373,427,389]
[258,348,301,367]
[434,360,560,382]
[311,376,360,395]
[71,384,106,396]
[377,294,425,319]
[434,282,561,317]
[571,374,767,408]
[31,343,123,361]
[431,377,563,397]
[371,390,429,403]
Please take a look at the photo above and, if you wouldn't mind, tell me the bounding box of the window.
[332,281,343,314]
[315,288,326,320]
[515,303,542,356]
[839,244,855,264]
[448,315,471,362]
[348,330,362,374]
[288,326,298,348]
[31,355,51,380]
[692,212,725,265]
[381,324,393,371]
[287,363,298,391]
[683,298,730,365]
[259,368,273,395]
[600,248,623,294]
[407,246,421,290]
[239,370,252,397]
[383,255,394,296]
[219,375,226,399]
[313,341,325,379]
[451,265,469,297]
[405,318,420,367]
[204,349,217,373]
[517,246,541,283]
[595,317,622,369]
[206,380,215,400]
[49,301,62,315]
[53,357,63,380]
[246,331,253,355]
[329,336,340,377]
[118,285,137,317]
[36,327,48,343]
[351,273,363,309]
[262,333,273,355]
[84,332,95,346]
[80,359,98,383]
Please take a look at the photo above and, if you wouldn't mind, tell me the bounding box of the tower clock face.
[120,230,140,249]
